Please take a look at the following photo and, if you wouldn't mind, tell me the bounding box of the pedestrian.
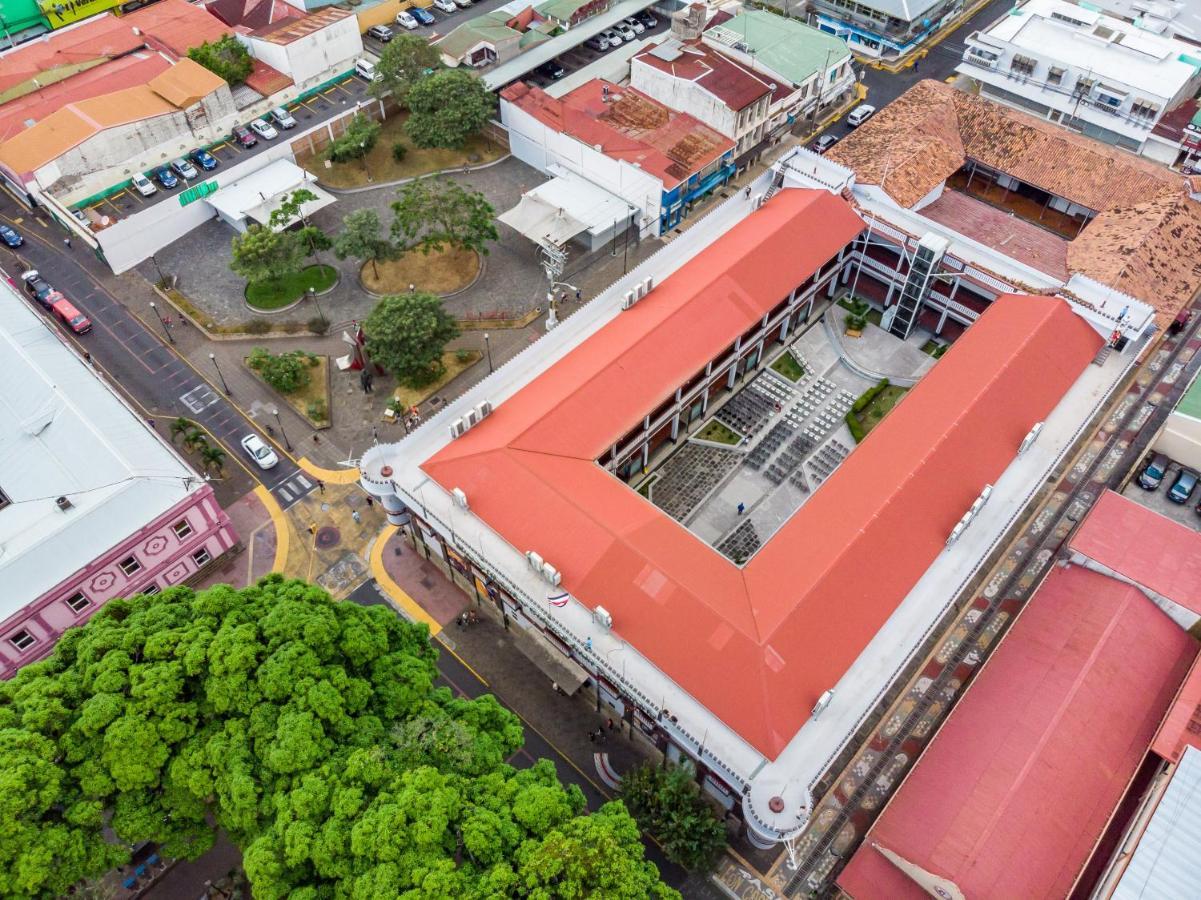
[316,479,325,495]
[83,351,91,364]
[458,612,468,629]
[351,509,362,525]
[745,186,752,200]
[606,717,614,731]
[588,730,596,743]
[147,418,155,429]
[737,502,746,515]
[575,288,582,302]
[313,434,320,444]
[63,236,71,249]
[365,496,373,508]
[585,636,593,651]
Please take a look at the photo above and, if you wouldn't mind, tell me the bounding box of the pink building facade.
[0,484,238,677]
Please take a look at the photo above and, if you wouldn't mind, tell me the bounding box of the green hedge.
[845,411,866,443]
[851,377,890,414]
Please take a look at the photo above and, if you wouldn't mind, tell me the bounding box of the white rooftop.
[1090,0,1201,41]
[206,159,334,230]
[982,0,1201,97]
[0,279,202,613]
[498,167,633,245]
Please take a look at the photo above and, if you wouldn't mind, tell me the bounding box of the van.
[846,104,876,127]
[354,58,379,81]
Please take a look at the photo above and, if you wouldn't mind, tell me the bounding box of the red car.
[232,125,258,148]
[49,294,91,334]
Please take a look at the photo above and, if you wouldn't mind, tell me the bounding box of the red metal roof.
[501,80,734,188]
[633,40,771,112]
[244,59,293,96]
[423,189,1103,758]
[837,565,1197,900]
[1153,651,1201,764]
[1069,489,1201,616]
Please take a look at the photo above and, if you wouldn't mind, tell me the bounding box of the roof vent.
[56,496,73,511]
[452,487,469,510]
[812,689,834,719]
[593,606,613,629]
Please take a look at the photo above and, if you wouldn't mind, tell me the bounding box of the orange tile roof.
[148,58,226,108]
[422,188,1104,757]
[502,79,734,188]
[838,565,1197,900]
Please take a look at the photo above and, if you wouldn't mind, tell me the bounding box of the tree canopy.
[230,224,307,285]
[327,113,382,163]
[364,292,460,387]
[187,35,253,86]
[373,34,441,103]
[391,178,498,256]
[0,578,678,899]
[405,69,495,149]
[334,208,397,278]
[619,762,727,872]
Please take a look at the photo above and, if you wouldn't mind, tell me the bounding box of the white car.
[433,0,457,11]
[396,10,418,28]
[131,172,157,197]
[453,0,472,8]
[250,119,279,140]
[623,16,645,33]
[240,434,279,470]
[270,106,297,130]
[614,22,636,41]
[846,104,877,127]
[602,28,623,46]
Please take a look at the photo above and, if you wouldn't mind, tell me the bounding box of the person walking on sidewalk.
[316,480,325,495]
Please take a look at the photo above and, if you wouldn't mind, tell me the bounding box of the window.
[64,592,91,614]
[1131,99,1160,121]
[1010,55,1036,77]
[118,556,141,576]
[9,630,36,652]
[172,519,193,540]
[141,584,161,596]
[1075,76,1096,96]
[192,547,212,567]
[1047,66,1064,85]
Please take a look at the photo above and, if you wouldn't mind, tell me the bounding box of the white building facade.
[958,0,1201,152]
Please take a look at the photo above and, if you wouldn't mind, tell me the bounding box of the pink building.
[0,279,238,677]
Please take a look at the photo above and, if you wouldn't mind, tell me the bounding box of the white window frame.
[119,556,142,576]
[192,547,212,567]
[64,592,91,614]
[172,519,193,540]
[9,630,37,652]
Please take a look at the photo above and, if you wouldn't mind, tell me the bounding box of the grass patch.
[246,265,337,310]
[696,419,742,446]
[303,113,507,189]
[391,349,482,411]
[636,475,658,500]
[245,354,331,427]
[362,246,480,296]
[770,353,804,382]
[866,307,882,327]
[850,384,908,439]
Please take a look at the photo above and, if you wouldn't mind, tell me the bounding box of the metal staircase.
[888,234,949,341]
[761,166,787,203]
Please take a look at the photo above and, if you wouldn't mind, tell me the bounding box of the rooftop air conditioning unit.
[593,606,613,629]
[526,550,544,571]
[621,290,637,310]
[452,487,469,510]
[812,689,834,719]
[475,400,493,420]
[464,408,481,428]
[449,418,467,439]
[542,562,562,586]
[1018,421,1044,455]
[642,275,653,294]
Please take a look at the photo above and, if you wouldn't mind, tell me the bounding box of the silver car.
[241,433,279,470]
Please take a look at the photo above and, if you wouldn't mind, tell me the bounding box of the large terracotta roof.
[632,40,772,112]
[837,565,1197,900]
[502,80,734,189]
[147,58,226,108]
[422,187,1104,758]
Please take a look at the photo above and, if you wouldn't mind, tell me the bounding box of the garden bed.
[361,247,480,296]
[391,349,482,411]
[770,352,804,382]
[696,419,742,446]
[244,352,332,427]
[303,113,507,189]
[848,383,908,441]
[245,265,338,311]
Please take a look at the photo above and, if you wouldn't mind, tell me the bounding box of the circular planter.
[244,265,341,315]
[358,248,483,299]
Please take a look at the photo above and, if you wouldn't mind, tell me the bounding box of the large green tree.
[373,33,441,103]
[230,224,306,285]
[187,34,253,85]
[327,113,382,163]
[334,208,396,278]
[619,762,727,872]
[364,292,460,387]
[405,69,495,149]
[0,579,678,899]
[391,177,498,256]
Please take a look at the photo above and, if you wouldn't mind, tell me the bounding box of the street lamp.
[483,332,493,373]
[360,142,372,183]
[272,407,292,451]
[307,286,325,329]
[148,301,174,344]
[209,352,231,395]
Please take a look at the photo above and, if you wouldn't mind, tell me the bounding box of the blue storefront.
[659,151,737,232]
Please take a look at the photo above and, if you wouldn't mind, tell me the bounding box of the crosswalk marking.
[296,475,312,489]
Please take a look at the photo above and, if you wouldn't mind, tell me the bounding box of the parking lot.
[74,75,372,225]
[1122,453,1201,532]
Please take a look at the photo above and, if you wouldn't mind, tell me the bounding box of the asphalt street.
[0,206,313,510]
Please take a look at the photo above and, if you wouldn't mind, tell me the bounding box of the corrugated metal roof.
[0,279,202,610]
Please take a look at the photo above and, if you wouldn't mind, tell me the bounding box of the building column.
[670,412,681,441]
[779,312,792,342]
[885,280,897,307]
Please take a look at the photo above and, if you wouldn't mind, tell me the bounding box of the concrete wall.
[501,97,664,236]
[1155,412,1201,471]
[630,56,738,138]
[246,17,363,87]
[0,484,237,678]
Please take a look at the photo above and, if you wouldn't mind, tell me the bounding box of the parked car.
[623,16,645,33]
[190,148,218,171]
[354,58,380,81]
[847,104,876,127]
[240,433,279,470]
[170,157,198,180]
[232,124,258,148]
[269,106,297,130]
[1170,309,1193,335]
[453,0,472,8]
[410,6,435,24]
[1138,453,1170,490]
[614,21,636,41]
[602,28,623,46]
[250,119,278,140]
[131,172,157,197]
[50,295,91,334]
[635,9,656,27]
[366,23,394,41]
[395,10,418,28]
[1169,468,1198,503]
[20,270,55,307]
[71,208,92,229]
[0,224,23,247]
[811,134,839,154]
[536,59,565,80]
[433,0,457,11]
[154,166,179,189]
[585,34,610,51]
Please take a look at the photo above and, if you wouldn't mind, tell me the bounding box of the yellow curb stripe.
[369,525,442,636]
[253,484,289,574]
[297,456,362,484]
[435,636,490,686]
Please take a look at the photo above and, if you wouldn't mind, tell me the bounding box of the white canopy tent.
[206,159,335,233]
[499,168,634,251]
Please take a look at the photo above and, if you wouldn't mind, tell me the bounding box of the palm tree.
[201,445,226,475]
[170,416,193,443]
[183,428,208,454]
